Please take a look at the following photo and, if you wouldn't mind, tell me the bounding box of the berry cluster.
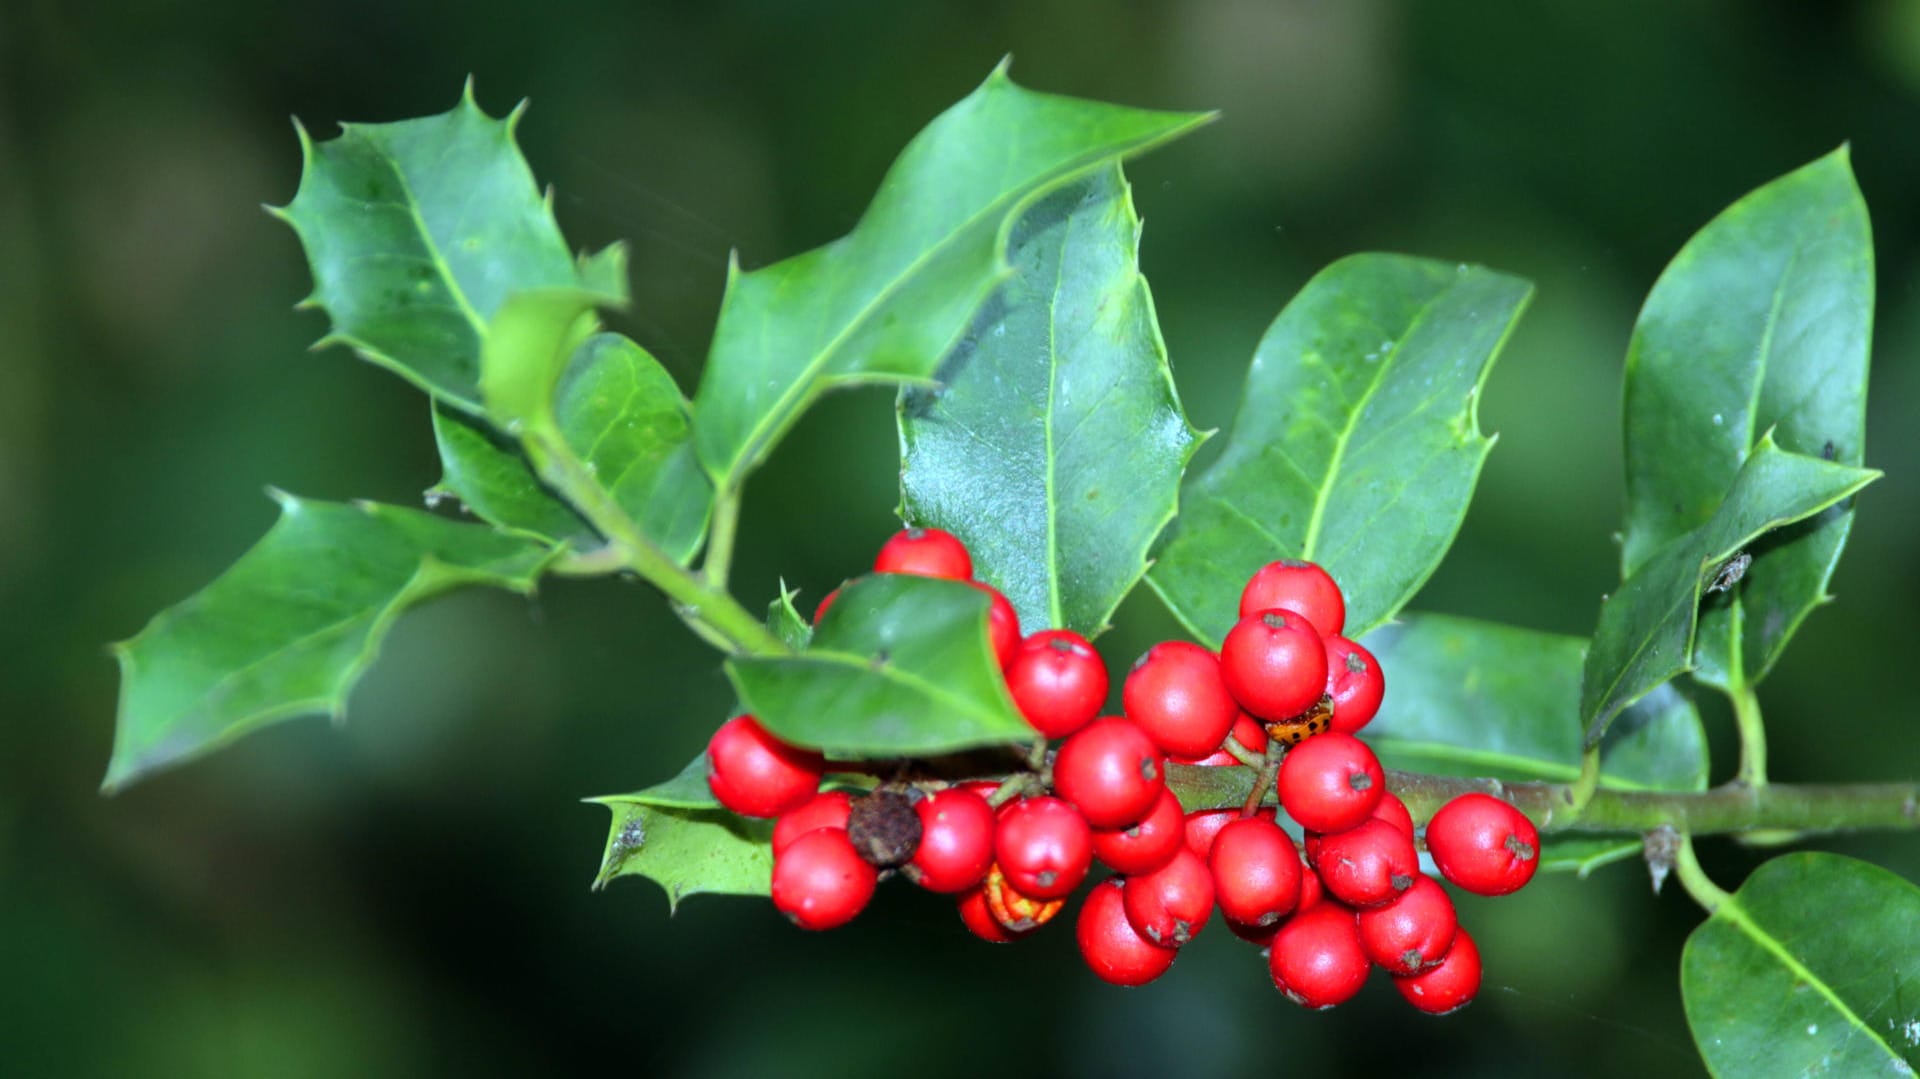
[703,529,1541,1016]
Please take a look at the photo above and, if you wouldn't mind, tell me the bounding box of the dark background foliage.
[4,2,1918,1075]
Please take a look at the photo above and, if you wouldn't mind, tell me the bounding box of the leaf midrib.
[1713,897,1906,1067]
[742,648,1020,732]
[370,133,491,341]
[1298,279,1454,560]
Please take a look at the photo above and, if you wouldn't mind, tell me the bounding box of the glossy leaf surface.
[1149,255,1531,644]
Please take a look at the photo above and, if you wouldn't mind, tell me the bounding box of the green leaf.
[1536,838,1646,877]
[431,333,712,562]
[1148,255,1533,645]
[106,495,556,791]
[897,164,1200,636]
[589,793,771,912]
[1683,852,1920,1077]
[766,584,814,651]
[691,62,1212,492]
[1622,149,1873,691]
[273,83,624,412]
[1581,435,1878,745]
[725,574,1030,757]
[1360,613,1706,790]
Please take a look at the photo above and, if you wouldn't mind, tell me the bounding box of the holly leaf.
[725,575,1030,757]
[1621,149,1873,691]
[691,61,1212,493]
[105,495,557,791]
[1148,255,1532,645]
[1683,853,1920,1076]
[589,788,771,912]
[765,585,814,651]
[1581,435,1878,746]
[1361,613,1706,791]
[431,333,711,562]
[898,163,1200,636]
[273,83,624,412]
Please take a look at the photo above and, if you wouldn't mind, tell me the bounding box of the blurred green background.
[5,1,1919,1075]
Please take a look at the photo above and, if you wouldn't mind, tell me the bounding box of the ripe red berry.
[1268,903,1370,1010]
[1369,791,1415,837]
[957,882,1029,943]
[773,790,854,853]
[968,581,1021,668]
[874,526,972,579]
[1240,559,1346,638]
[1077,879,1177,986]
[1313,818,1420,909]
[813,584,845,625]
[1220,610,1329,721]
[1124,847,1215,947]
[1054,718,1165,830]
[1357,874,1458,975]
[905,788,996,893]
[1184,806,1274,863]
[706,715,826,818]
[1208,816,1302,927]
[1006,630,1108,738]
[984,861,1065,932]
[1394,926,1482,1014]
[1426,793,1540,896]
[771,828,877,930]
[1122,641,1240,759]
[1296,858,1326,913]
[1323,635,1385,735]
[1092,786,1186,875]
[994,797,1093,900]
[1277,732,1384,834]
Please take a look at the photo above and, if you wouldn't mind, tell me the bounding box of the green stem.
[1221,735,1264,768]
[1672,832,1731,912]
[704,486,743,589]
[526,430,787,657]
[1732,681,1768,788]
[1241,741,1284,818]
[1164,763,1920,837]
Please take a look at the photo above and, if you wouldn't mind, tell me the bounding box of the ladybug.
[1264,693,1335,747]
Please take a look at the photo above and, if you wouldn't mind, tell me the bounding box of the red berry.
[1277,732,1384,834]
[1370,791,1415,837]
[1220,610,1329,721]
[1357,874,1458,975]
[1006,630,1108,738]
[813,584,845,625]
[1208,816,1302,927]
[1323,635,1385,735]
[771,828,877,930]
[1313,818,1419,909]
[984,861,1065,932]
[905,788,996,893]
[1124,847,1216,947]
[1054,718,1165,830]
[1122,641,1241,759]
[1076,879,1176,986]
[1297,858,1327,912]
[968,581,1020,668]
[706,715,826,818]
[957,882,1028,943]
[1092,786,1186,875]
[874,527,972,579]
[1184,806,1274,863]
[1394,926,1481,1014]
[1227,913,1282,947]
[1426,793,1540,896]
[994,797,1093,900]
[1268,903,1370,1009]
[1240,559,1346,638]
[773,790,854,853]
